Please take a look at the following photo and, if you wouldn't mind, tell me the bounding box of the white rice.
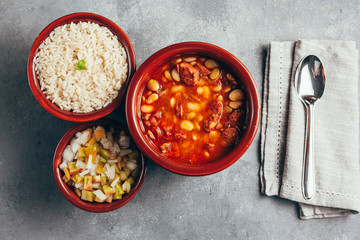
[34,21,128,113]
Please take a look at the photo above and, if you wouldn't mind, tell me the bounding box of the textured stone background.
[1,0,359,239]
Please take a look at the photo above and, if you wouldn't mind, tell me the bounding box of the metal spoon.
[294,55,325,200]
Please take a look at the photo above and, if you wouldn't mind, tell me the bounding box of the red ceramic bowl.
[27,12,136,122]
[53,119,147,212]
[126,42,261,176]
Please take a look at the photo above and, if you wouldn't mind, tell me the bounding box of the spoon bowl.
[295,55,326,200]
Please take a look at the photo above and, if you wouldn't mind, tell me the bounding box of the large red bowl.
[126,42,260,176]
[27,12,136,122]
[53,119,147,212]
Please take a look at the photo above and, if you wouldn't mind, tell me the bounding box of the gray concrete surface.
[1,0,360,239]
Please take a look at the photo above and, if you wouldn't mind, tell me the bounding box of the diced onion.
[62,145,75,163]
[95,154,100,164]
[110,177,120,188]
[86,154,93,169]
[90,168,96,176]
[110,143,120,154]
[119,136,130,149]
[126,161,137,170]
[122,181,130,193]
[76,160,87,169]
[100,138,113,150]
[120,149,132,156]
[93,190,107,201]
[79,169,90,177]
[95,125,104,131]
[75,182,84,188]
[70,138,81,153]
[107,159,118,164]
[78,130,91,144]
[110,165,115,180]
[59,162,68,170]
[107,132,113,141]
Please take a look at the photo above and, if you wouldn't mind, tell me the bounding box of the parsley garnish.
[75,59,87,70]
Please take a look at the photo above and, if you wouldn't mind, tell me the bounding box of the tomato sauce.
[140,56,246,165]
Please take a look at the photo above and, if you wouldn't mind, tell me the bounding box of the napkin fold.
[260,40,360,219]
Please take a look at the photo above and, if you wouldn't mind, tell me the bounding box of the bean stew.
[140,55,247,165]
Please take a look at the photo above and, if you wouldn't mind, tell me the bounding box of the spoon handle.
[302,102,315,200]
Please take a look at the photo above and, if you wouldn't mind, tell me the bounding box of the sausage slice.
[178,62,200,86]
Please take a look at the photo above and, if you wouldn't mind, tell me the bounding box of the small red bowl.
[27,12,136,122]
[126,42,260,176]
[53,119,147,212]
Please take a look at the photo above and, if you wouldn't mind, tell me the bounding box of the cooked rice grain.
[34,22,128,113]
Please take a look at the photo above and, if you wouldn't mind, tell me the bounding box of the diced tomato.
[149,116,160,125]
[160,142,180,158]
[175,102,183,119]
[161,121,174,138]
[153,111,163,119]
[174,132,187,141]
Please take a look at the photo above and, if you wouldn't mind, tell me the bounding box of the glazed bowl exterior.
[53,119,147,212]
[126,42,260,176]
[28,12,136,122]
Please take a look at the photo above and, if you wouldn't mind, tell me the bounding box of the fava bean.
[204,59,218,69]
[146,93,159,104]
[171,85,185,93]
[147,79,159,91]
[229,89,244,101]
[209,130,220,138]
[164,70,172,80]
[187,102,201,111]
[170,97,176,108]
[210,68,220,80]
[184,56,197,62]
[171,68,180,82]
[141,105,154,113]
[186,112,196,120]
[180,120,194,131]
[229,101,243,109]
[223,85,232,93]
[203,86,210,99]
[226,73,235,81]
[213,85,222,92]
[224,106,233,113]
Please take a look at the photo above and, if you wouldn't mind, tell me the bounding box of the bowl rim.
[125,41,260,176]
[27,12,136,122]
[53,118,147,212]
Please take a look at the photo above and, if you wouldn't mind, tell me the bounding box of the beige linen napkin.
[260,40,360,219]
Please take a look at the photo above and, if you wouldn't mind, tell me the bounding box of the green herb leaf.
[75,59,87,70]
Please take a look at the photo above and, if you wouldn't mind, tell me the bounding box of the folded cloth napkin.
[260,40,360,219]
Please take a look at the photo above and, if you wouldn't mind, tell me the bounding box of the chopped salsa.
[59,126,140,203]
